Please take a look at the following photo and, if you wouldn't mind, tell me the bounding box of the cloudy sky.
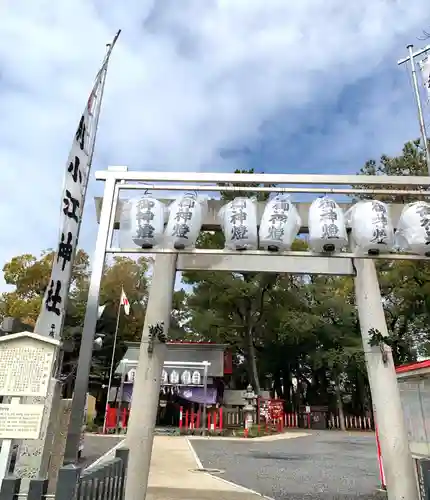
[1,0,430,292]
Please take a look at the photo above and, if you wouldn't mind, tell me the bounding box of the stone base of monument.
[14,379,62,495]
[47,399,72,494]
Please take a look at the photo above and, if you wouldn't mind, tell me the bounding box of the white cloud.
[0,0,429,291]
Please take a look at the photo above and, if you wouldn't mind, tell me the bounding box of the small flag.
[120,288,130,316]
[419,56,430,103]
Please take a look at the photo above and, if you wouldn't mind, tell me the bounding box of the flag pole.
[87,30,121,177]
[102,297,122,434]
[397,44,430,174]
[63,30,121,464]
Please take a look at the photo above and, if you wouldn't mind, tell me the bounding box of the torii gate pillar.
[354,258,418,500]
[124,254,177,500]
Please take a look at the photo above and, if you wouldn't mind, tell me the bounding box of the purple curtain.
[177,387,217,404]
[111,384,217,405]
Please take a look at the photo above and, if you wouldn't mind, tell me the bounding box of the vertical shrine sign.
[34,92,93,340]
[34,31,121,340]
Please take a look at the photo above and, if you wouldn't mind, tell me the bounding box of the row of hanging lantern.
[161,369,203,386]
[120,191,207,250]
[119,192,430,256]
[126,367,203,385]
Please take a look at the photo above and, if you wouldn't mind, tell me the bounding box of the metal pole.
[102,300,122,433]
[401,45,430,174]
[202,362,208,436]
[95,168,430,186]
[63,175,117,464]
[124,254,177,500]
[354,258,419,500]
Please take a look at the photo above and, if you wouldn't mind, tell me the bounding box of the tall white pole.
[124,254,177,500]
[102,300,122,433]
[15,32,121,483]
[64,174,118,463]
[354,258,419,500]
[398,44,430,174]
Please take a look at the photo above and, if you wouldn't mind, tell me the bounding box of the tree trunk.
[273,371,283,399]
[293,366,302,413]
[335,378,346,431]
[246,325,261,394]
[281,368,291,401]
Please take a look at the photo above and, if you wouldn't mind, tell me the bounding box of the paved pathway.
[83,434,264,499]
[189,430,388,500]
[147,436,264,500]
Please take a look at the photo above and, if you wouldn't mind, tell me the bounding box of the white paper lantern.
[169,370,179,385]
[164,193,207,249]
[259,195,301,251]
[119,194,166,249]
[218,197,258,250]
[127,368,136,383]
[308,197,348,253]
[161,369,168,385]
[192,371,202,385]
[346,200,394,254]
[395,202,430,255]
[181,370,192,385]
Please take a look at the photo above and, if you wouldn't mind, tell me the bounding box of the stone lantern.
[243,384,257,430]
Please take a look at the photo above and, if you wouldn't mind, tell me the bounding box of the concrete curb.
[188,431,311,442]
[84,438,126,470]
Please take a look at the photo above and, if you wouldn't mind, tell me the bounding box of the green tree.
[62,256,152,396]
[0,249,89,326]
[356,138,430,363]
[182,140,430,414]
[0,251,153,397]
[304,276,365,426]
[355,139,428,203]
[183,169,310,394]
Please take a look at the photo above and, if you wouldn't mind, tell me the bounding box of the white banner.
[35,90,96,339]
[419,56,430,103]
[34,31,120,340]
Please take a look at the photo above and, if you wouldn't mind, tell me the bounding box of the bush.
[85,422,100,433]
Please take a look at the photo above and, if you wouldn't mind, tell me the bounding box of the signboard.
[258,398,283,421]
[0,334,58,397]
[305,405,311,414]
[269,400,284,420]
[0,404,44,439]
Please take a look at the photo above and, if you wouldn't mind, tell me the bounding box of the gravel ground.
[190,431,388,500]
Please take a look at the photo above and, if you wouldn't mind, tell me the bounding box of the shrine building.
[108,341,233,427]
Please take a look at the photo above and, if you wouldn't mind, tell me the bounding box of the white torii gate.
[65,166,430,500]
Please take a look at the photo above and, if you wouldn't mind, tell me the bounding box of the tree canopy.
[0,252,152,396]
[182,140,430,416]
